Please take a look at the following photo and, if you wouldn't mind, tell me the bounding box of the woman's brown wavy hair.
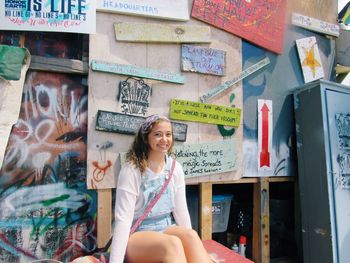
[126,117,174,174]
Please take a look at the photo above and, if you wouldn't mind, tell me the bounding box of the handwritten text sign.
[292,13,339,37]
[1,0,96,33]
[173,140,237,178]
[191,0,286,54]
[95,110,187,142]
[181,45,226,76]
[200,57,270,102]
[91,60,185,84]
[97,0,189,21]
[170,99,241,127]
[114,22,211,43]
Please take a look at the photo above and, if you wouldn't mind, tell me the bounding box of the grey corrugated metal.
[294,79,350,263]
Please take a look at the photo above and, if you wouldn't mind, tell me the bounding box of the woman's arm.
[172,162,192,228]
[109,164,140,263]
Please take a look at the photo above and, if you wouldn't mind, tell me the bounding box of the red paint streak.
[260,103,270,167]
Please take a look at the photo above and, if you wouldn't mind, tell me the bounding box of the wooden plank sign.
[97,0,189,21]
[200,57,270,103]
[173,140,238,178]
[291,13,340,37]
[181,45,226,76]
[95,110,188,142]
[114,22,211,43]
[170,99,241,127]
[191,0,287,54]
[296,36,324,83]
[91,60,185,84]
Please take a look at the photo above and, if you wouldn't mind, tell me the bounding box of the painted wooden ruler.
[200,57,270,103]
[91,59,185,84]
[114,22,211,43]
[291,13,339,37]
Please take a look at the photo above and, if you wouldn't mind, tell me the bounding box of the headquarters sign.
[1,0,96,33]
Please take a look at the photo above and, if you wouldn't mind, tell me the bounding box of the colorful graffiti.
[0,71,96,262]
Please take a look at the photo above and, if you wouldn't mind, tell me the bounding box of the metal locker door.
[325,88,350,263]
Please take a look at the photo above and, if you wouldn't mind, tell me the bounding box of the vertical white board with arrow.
[258,99,273,173]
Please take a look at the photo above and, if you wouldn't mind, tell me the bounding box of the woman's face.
[147,121,173,154]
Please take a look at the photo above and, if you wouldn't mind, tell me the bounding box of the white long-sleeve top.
[109,159,192,263]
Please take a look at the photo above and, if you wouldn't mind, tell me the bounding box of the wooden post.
[252,178,270,263]
[97,189,113,248]
[199,182,212,240]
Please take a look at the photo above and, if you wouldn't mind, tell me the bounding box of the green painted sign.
[170,99,241,127]
[91,60,185,84]
[174,140,237,178]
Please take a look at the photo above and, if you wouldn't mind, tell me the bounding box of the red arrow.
[260,103,270,167]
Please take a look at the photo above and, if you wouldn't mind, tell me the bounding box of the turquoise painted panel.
[91,60,185,84]
[174,140,238,178]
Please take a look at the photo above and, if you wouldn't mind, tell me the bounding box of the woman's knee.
[163,235,185,256]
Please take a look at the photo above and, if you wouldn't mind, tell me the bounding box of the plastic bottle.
[239,235,247,257]
[231,242,239,253]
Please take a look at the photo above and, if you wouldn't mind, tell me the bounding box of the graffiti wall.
[242,25,334,177]
[0,71,96,262]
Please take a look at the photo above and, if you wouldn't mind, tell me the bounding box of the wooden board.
[173,140,238,178]
[295,36,324,83]
[95,110,188,142]
[30,55,88,74]
[170,99,241,127]
[91,59,185,84]
[200,57,270,103]
[203,240,254,262]
[97,0,189,21]
[191,0,287,54]
[114,22,211,43]
[181,44,226,76]
[288,0,337,24]
[291,13,339,37]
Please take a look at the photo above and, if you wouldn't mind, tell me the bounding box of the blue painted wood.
[91,60,185,84]
[181,45,226,76]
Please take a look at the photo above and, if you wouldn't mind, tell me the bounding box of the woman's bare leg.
[164,226,213,263]
[126,231,187,263]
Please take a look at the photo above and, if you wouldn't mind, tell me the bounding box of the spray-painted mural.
[0,71,96,262]
[242,25,333,177]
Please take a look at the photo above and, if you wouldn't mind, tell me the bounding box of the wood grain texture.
[114,22,211,43]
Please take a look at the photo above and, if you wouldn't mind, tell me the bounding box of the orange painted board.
[191,0,287,54]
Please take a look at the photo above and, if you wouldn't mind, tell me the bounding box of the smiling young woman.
[109,114,216,263]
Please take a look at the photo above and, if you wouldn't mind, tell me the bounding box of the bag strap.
[130,159,176,234]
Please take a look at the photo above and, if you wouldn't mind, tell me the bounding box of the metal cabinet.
[294,80,350,263]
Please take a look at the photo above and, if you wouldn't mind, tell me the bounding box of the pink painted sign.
[191,0,286,54]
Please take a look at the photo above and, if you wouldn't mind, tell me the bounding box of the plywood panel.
[288,0,337,24]
[88,0,242,189]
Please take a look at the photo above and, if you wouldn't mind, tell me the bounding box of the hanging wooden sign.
[191,0,287,54]
[95,110,188,142]
[181,45,226,76]
[291,13,339,37]
[170,99,241,127]
[97,0,189,21]
[296,36,324,83]
[91,60,185,84]
[114,22,211,43]
[118,77,151,116]
[173,140,238,178]
[258,100,273,172]
[200,57,270,103]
